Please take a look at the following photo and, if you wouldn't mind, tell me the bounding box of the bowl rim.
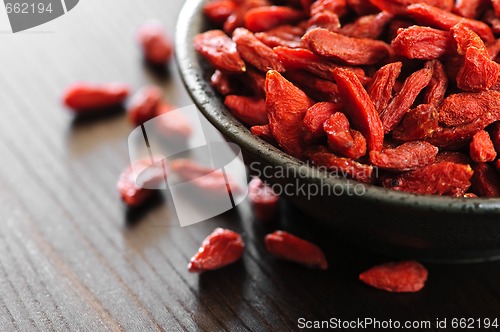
[175,0,500,214]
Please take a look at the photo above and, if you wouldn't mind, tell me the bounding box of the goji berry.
[188,228,245,273]
[310,0,347,16]
[63,82,130,112]
[380,68,433,133]
[265,70,313,158]
[251,124,277,143]
[493,0,500,16]
[224,0,269,34]
[307,11,341,32]
[453,0,488,19]
[367,62,402,113]
[406,4,495,43]
[369,0,453,14]
[483,10,500,35]
[324,112,367,159]
[424,60,448,107]
[302,28,392,65]
[194,30,246,73]
[245,6,305,32]
[470,130,497,163]
[117,158,165,207]
[451,24,499,92]
[254,25,304,49]
[224,95,268,126]
[393,104,439,141]
[232,28,285,72]
[265,231,328,270]
[170,159,242,195]
[382,161,474,196]
[369,141,438,171]
[137,22,173,65]
[471,162,500,197]
[274,47,367,83]
[464,193,479,198]
[285,70,340,103]
[391,26,452,60]
[333,68,384,152]
[127,86,162,126]
[203,0,236,26]
[340,12,393,39]
[438,91,500,127]
[303,102,339,142]
[308,148,374,183]
[359,261,428,293]
[248,177,280,222]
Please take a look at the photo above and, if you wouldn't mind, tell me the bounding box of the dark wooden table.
[1,1,500,331]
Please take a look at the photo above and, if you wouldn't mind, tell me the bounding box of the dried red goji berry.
[137,22,173,65]
[391,26,452,60]
[367,62,402,113]
[333,68,384,152]
[154,103,193,139]
[63,82,130,112]
[493,0,500,16]
[170,159,242,195]
[470,130,497,162]
[382,161,474,196]
[127,86,162,126]
[254,25,304,49]
[471,162,500,197]
[307,11,341,32]
[324,112,367,159]
[224,0,269,34]
[393,104,439,141]
[285,70,340,103]
[303,102,339,142]
[488,39,500,60]
[203,0,236,26]
[340,12,393,39]
[266,70,313,158]
[380,68,433,133]
[438,91,500,127]
[424,60,448,107]
[248,177,280,221]
[369,0,453,14]
[245,67,267,97]
[245,6,305,32]
[188,228,245,273]
[224,95,268,126]
[310,0,347,16]
[451,24,499,92]
[483,10,500,35]
[251,124,277,143]
[274,47,367,83]
[406,4,495,43]
[308,148,374,183]
[359,261,428,293]
[117,158,165,207]
[232,28,285,72]
[464,193,479,198]
[370,141,438,171]
[302,28,392,66]
[453,0,488,19]
[194,30,246,73]
[265,231,328,270]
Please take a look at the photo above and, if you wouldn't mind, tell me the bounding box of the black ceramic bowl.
[176,0,500,262]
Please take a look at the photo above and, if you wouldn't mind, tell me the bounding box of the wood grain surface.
[1,1,500,331]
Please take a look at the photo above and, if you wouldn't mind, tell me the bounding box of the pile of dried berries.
[197,0,500,197]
